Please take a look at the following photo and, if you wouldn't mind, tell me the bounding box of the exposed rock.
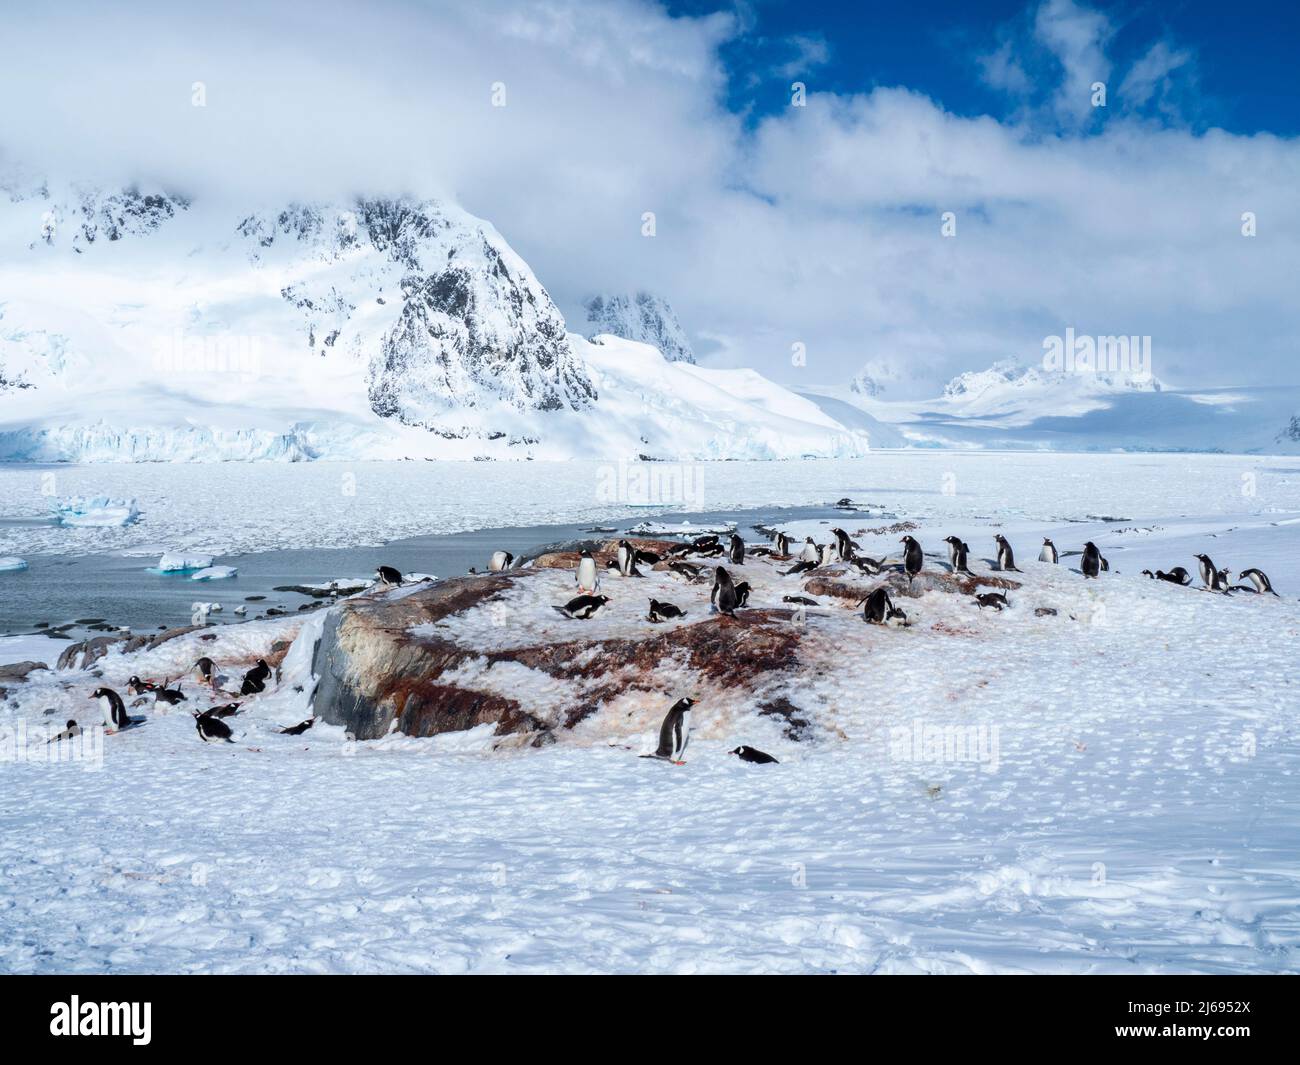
[311,572,804,741]
[584,291,695,364]
[56,625,202,671]
[0,661,47,682]
[804,568,1021,602]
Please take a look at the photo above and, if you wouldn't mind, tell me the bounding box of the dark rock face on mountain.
[236,196,596,422]
[584,291,695,364]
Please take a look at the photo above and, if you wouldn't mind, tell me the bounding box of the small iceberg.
[157,552,214,573]
[51,496,141,528]
[190,565,238,581]
[0,556,28,572]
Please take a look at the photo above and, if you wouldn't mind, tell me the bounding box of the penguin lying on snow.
[1143,567,1192,585]
[555,594,610,620]
[668,561,705,582]
[89,687,130,732]
[240,659,272,695]
[781,559,818,576]
[194,711,233,743]
[154,681,187,706]
[730,745,778,764]
[126,675,159,696]
[640,697,695,764]
[974,592,1010,611]
[278,717,315,736]
[201,702,242,719]
[851,556,885,576]
[647,598,686,623]
[47,720,82,744]
[783,595,819,607]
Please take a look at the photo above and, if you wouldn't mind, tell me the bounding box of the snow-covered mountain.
[0,178,869,461]
[584,292,694,364]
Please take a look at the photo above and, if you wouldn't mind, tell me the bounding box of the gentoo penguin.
[154,681,186,706]
[733,581,751,608]
[774,532,792,556]
[943,536,972,575]
[202,702,242,719]
[668,560,705,582]
[1144,567,1192,585]
[47,720,81,744]
[851,556,884,576]
[634,548,663,566]
[126,675,159,696]
[711,566,740,616]
[691,534,720,552]
[974,592,1010,610]
[616,540,636,576]
[1100,555,1110,572]
[783,595,819,607]
[819,543,837,567]
[799,537,819,563]
[900,535,924,582]
[858,587,907,625]
[555,594,610,620]
[647,599,686,623]
[782,559,817,576]
[1194,554,1218,590]
[488,550,514,573]
[90,687,129,731]
[1039,538,1059,564]
[993,534,1020,572]
[727,533,745,566]
[641,697,696,763]
[278,717,315,736]
[1216,566,1232,592]
[730,745,779,764]
[375,565,403,586]
[575,550,600,594]
[192,657,216,687]
[240,659,272,695]
[1081,542,1102,579]
[194,711,233,743]
[1238,568,1280,596]
[831,528,855,562]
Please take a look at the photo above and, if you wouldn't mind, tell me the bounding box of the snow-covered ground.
[1,451,1298,973]
[2,451,1296,559]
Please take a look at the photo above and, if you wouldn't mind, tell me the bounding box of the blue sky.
[2,0,1296,391]
[670,0,1299,135]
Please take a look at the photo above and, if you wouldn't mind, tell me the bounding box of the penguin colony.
[64,529,1280,757]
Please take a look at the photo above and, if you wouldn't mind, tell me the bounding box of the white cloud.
[0,0,1296,393]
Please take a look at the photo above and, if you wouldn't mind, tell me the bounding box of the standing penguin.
[1194,554,1218,590]
[711,566,740,616]
[993,535,1020,572]
[774,532,792,556]
[615,540,634,576]
[819,543,837,567]
[192,657,216,688]
[799,537,819,563]
[488,550,514,573]
[641,697,696,763]
[858,587,906,625]
[1039,538,1059,564]
[733,581,751,608]
[576,549,600,594]
[943,536,972,574]
[1081,542,1102,579]
[1238,568,1280,596]
[375,565,403,586]
[831,528,855,562]
[89,687,130,732]
[240,659,272,695]
[727,533,745,566]
[900,535,924,583]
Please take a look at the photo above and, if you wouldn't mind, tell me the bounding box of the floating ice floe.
[629,520,737,536]
[51,496,141,528]
[0,556,28,572]
[190,565,238,581]
[157,552,215,572]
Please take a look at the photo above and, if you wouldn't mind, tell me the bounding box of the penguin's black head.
[66,719,76,729]
[730,746,747,756]
[1085,541,1096,550]
[597,595,610,604]
[88,688,108,699]
[1043,538,1054,545]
